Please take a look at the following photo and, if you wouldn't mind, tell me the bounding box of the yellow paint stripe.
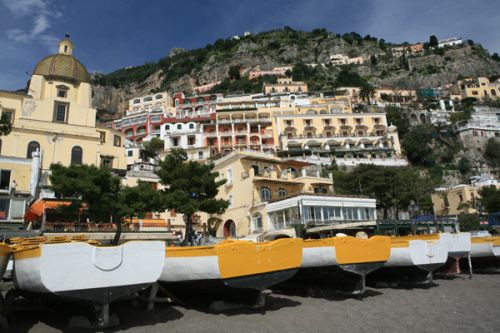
[334,236,391,264]
[0,244,11,257]
[13,246,41,260]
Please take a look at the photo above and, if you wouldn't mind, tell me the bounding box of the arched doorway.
[223,220,236,238]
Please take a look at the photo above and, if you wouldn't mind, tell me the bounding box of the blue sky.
[1,0,499,90]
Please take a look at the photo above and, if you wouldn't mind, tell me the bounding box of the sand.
[5,273,500,332]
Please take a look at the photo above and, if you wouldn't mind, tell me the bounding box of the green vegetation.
[209,75,277,94]
[385,106,410,137]
[142,137,165,160]
[359,83,375,104]
[120,182,162,220]
[401,124,435,166]
[157,149,229,245]
[328,164,436,218]
[458,213,480,231]
[0,113,12,136]
[479,186,500,213]
[429,35,438,48]
[484,138,500,167]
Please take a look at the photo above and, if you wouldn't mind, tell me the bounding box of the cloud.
[1,0,62,51]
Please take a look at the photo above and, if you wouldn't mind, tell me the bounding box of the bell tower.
[58,34,74,55]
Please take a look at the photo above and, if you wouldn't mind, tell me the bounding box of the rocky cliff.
[91,28,500,120]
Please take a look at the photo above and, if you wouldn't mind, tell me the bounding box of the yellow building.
[458,77,500,100]
[431,183,500,216]
[209,150,376,238]
[263,78,308,94]
[0,37,126,224]
[274,112,402,160]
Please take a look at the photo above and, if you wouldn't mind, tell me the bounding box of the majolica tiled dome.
[32,38,91,84]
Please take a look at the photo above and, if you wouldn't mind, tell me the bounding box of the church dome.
[32,38,91,84]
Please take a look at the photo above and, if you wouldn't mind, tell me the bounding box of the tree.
[359,83,375,104]
[458,157,472,175]
[402,124,435,166]
[331,165,435,219]
[484,138,500,167]
[228,65,241,80]
[429,35,438,47]
[120,182,162,221]
[49,164,124,223]
[142,137,164,160]
[335,67,366,87]
[0,113,12,136]
[156,149,229,245]
[379,39,386,50]
[458,213,480,231]
[385,106,410,137]
[492,53,500,62]
[370,55,378,66]
[479,186,500,213]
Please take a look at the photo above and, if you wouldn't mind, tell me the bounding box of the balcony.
[219,131,232,137]
[262,131,273,138]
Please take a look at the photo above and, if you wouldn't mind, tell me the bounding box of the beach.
[5,272,500,332]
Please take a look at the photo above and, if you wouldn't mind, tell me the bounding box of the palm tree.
[359,83,376,104]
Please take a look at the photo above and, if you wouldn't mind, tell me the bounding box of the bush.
[458,213,480,231]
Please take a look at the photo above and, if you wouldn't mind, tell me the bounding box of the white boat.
[385,234,449,273]
[470,236,500,258]
[160,238,302,293]
[439,232,471,258]
[12,237,165,326]
[0,243,10,280]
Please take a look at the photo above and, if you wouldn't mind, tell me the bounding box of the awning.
[24,199,87,222]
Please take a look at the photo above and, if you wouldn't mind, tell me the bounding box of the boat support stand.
[339,262,385,295]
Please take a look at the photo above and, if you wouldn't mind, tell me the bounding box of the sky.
[1,0,499,90]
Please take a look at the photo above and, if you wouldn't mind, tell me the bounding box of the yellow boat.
[160,238,302,294]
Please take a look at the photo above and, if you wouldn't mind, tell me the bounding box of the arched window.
[189,123,194,129]
[26,141,40,158]
[177,124,182,130]
[260,187,271,201]
[133,99,140,104]
[278,188,288,197]
[71,146,83,165]
[155,94,163,100]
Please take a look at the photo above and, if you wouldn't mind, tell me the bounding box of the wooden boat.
[438,232,472,275]
[11,236,165,326]
[470,236,500,258]
[160,238,302,297]
[298,235,391,293]
[0,243,10,280]
[384,234,449,273]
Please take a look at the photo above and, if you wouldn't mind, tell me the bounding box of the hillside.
[91,28,500,120]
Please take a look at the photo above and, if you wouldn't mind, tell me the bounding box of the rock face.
[92,29,500,120]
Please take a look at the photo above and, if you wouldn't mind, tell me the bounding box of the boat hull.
[385,235,448,272]
[0,243,11,280]
[160,238,302,292]
[471,237,500,258]
[439,232,471,258]
[13,241,165,303]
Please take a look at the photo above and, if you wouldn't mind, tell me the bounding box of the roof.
[33,53,91,84]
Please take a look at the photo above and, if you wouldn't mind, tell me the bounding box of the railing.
[283,133,384,139]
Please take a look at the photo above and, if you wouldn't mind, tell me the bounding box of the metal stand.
[143,283,184,311]
[93,302,118,328]
[467,253,473,279]
[0,293,8,329]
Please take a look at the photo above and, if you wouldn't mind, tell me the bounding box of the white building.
[160,122,208,161]
[454,107,500,149]
[329,54,365,66]
[438,37,463,48]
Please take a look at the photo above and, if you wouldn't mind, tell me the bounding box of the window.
[0,199,9,220]
[164,124,170,131]
[100,156,113,169]
[114,135,121,147]
[324,119,331,125]
[198,151,203,160]
[188,136,196,146]
[260,187,271,201]
[228,194,233,208]
[278,188,288,197]
[177,124,182,130]
[2,109,14,124]
[472,91,478,96]
[0,170,11,190]
[226,168,233,184]
[10,199,25,220]
[286,120,293,126]
[155,94,163,100]
[133,99,140,104]
[314,187,327,194]
[143,96,153,102]
[189,123,194,129]
[251,164,259,175]
[252,213,263,233]
[53,102,68,123]
[26,141,40,158]
[172,138,179,147]
[458,194,464,202]
[57,86,68,98]
[127,150,133,157]
[71,146,83,165]
[98,131,106,143]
